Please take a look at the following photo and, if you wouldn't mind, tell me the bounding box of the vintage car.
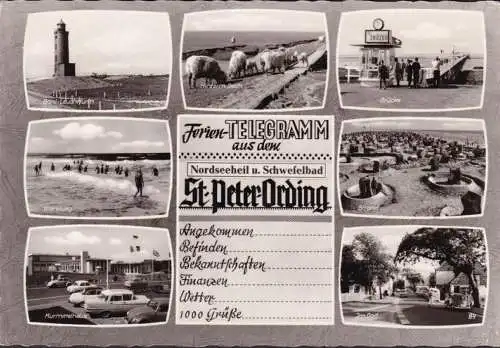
[47,277,72,288]
[68,286,103,307]
[84,289,149,318]
[415,286,430,298]
[66,280,98,294]
[394,288,408,298]
[126,297,170,324]
[124,274,149,292]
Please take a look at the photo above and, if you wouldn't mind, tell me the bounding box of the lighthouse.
[53,19,75,77]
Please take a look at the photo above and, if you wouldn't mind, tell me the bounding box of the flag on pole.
[152,249,160,257]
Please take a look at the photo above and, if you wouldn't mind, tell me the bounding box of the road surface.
[342,296,483,327]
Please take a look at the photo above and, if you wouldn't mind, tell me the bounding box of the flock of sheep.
[185,46,310,89]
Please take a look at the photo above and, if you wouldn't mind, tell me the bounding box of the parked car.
[47,278,72,288]
[66,280,97,294]
[415,286,430,298]
[84,289,150,318]
[126,297,169,324]
[394,288,408,298]
[68,287,103,307]
[124,275,149,292]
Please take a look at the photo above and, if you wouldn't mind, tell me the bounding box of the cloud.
[53,122,124,140]
[112,140,165,152]
[109,238,122,245]
[44,231,101,246]
[400,22,451,40]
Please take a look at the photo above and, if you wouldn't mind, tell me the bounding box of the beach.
[26,156,171,217]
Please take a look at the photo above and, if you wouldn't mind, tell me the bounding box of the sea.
[338,54,484,70]
[183,30,324,52]
[26,154,171,218]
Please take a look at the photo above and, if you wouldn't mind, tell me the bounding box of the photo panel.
[336,10,485,111]
[24,117,172,219]
[340,225,488,328]
[180,9,329,111]
[338,117,487,218]
[24,10,172,112]
[25,225,173,327]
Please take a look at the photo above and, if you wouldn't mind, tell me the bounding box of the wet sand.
[340,83,482,109]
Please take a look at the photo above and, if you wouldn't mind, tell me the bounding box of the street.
[342,295,483,327]
[26,284,170,326]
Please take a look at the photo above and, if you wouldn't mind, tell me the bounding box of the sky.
[184,9,326,32]
[343,118,485,133]
[24,11,172,80]
[27,226,172,262]
[338,10,485,56]
[27,119,170,154]
[342,226,440,280]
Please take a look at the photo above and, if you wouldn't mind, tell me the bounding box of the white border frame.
[176,113,335,325]
[337,117,488,219]
[179,9,329,113]
[23,116,173,220]
[23,10,173,113]
[338,225,489,329]
[336,9,486,112]
[24,224,175,328]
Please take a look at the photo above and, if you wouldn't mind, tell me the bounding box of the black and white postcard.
[25,225,173,327]
[24,117,172,219]
[24,11,172,112]
[340,226,488,328]
[338,118,487,218]
[337,10,485,111]
[181,9,328,111]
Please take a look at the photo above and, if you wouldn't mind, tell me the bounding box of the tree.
[402,269,424,291]
[394,228,486,308]
[351,233,397,299]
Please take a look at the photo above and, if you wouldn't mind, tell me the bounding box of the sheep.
[257,49,270,72]
[261,49,286,74]
[245,59,259,75]
[298,52,309,67]
[185,55,227,89]
[227,50,247,80]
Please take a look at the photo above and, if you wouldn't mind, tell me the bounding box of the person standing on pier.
[394,57,403,87]
[378,61,388,90]
[431,57,443,88]
[406,59,413,87]
[412,57,421,88]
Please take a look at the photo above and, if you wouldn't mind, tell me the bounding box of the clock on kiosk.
[373,18,385,31]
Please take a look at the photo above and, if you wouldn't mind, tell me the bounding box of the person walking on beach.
[378,61,388,90]
[412,57,421,88]
[431,57,442,88]
[134,169,144,197]
[394,57,403,87]
[96,165,100,174]
[50,163,55,172]
[406,59,413,87]
[152,167,159,177]
[124,167,129,177]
